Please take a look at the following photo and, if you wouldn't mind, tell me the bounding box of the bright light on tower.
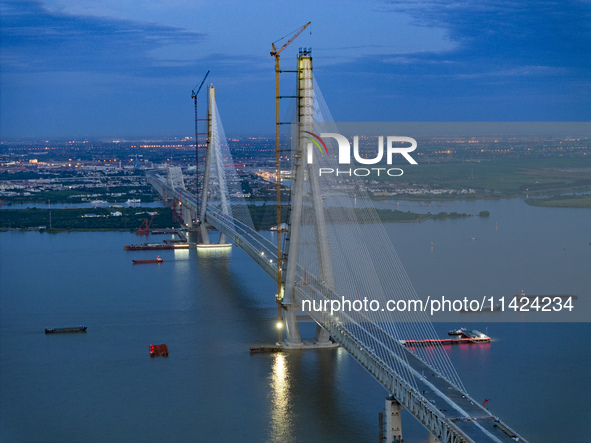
[276,321,283,329]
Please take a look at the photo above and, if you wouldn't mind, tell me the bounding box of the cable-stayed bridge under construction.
[147,50,529,443]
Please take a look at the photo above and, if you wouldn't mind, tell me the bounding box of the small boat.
[149,344,169,357]
[45,326,87,334]
[132,256,163,264]
[448,328,466,336]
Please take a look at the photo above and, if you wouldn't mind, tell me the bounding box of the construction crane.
[191,70,210,212]
[270,22,311,345]
[136,213,155,235]
[191,70,209,101]
[270,22,311,59]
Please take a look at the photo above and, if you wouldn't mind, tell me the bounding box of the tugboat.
[448,327,466,336]
[132,256,163,264]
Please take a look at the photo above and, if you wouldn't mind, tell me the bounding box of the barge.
[45,326,87,334]
[132,257,163,264]
[124,243,190,251]
[402,329,490,346]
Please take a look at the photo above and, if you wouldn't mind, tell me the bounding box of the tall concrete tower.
[282,49,335,347]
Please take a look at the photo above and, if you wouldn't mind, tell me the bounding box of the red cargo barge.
[132,257,163,264]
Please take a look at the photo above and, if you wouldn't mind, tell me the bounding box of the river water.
[1,197,589,442]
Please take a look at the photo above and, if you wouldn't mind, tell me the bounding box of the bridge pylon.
[281,49,336,348]
[197,84,231,247]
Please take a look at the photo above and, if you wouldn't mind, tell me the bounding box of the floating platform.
[196,243,232,249]
[250,346,283,353]
[124,243,189,250]
[149,229,187,242]
[250,339,339,351]
[402,329,490,346]
[45,326,87,334]
[149,344,169,357]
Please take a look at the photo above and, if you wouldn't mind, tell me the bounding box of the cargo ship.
[45,326,87,334]
[132,256,163,264]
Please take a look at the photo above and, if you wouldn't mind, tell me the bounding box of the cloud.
[315,0,591,118]
[383,0,591,73]
[0,0,206,74]
[1,0,590,136]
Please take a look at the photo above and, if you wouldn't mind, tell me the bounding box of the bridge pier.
[385,396,403,443]
[282,305,302,346]
[313,325,331,345]
[280,303,337,349]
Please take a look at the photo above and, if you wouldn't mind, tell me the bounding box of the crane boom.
[270,21,311,57]
[191,70,210,98]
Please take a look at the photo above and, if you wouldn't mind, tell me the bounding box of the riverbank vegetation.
[1,186,157,204]
[0,207,173,231]
[246,205,482,230]
[525,195,591,208]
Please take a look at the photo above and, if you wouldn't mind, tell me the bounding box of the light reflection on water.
[269,353,294,442]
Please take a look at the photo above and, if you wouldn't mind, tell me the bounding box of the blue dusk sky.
[1,0,590,139]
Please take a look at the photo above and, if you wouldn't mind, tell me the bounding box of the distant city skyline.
[1,0,590,139]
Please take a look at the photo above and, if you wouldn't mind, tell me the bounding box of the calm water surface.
[1,197,590,442]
